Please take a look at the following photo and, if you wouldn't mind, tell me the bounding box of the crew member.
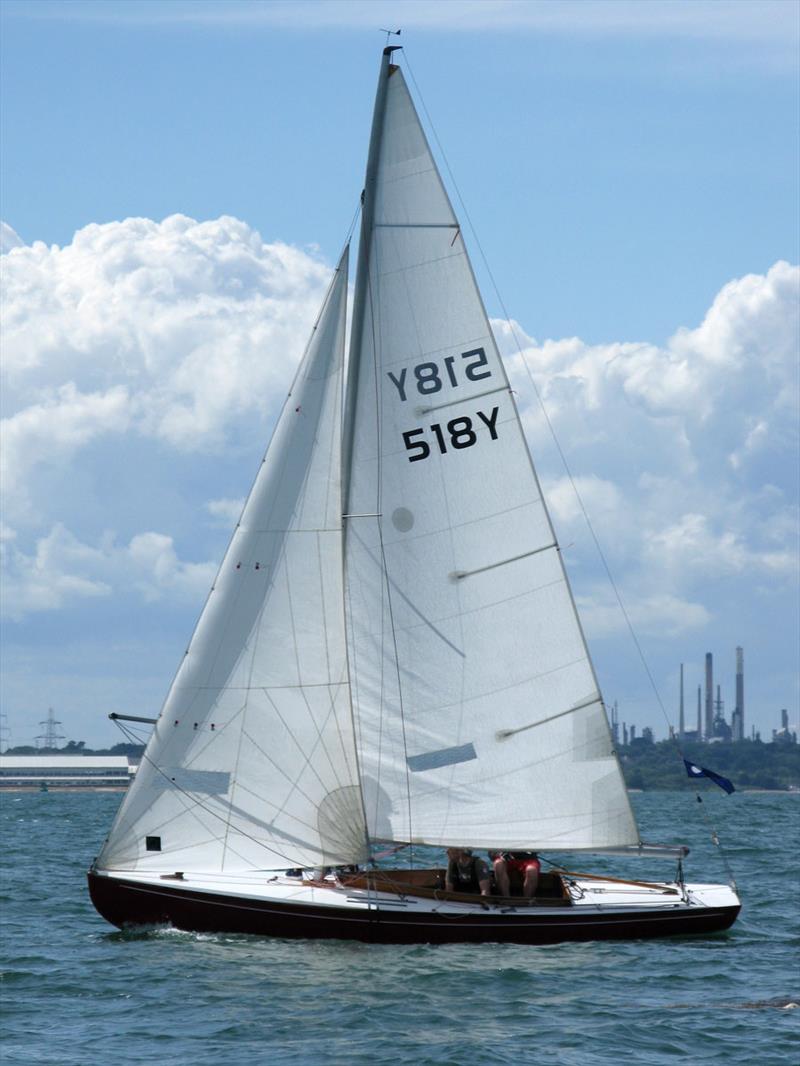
[445,847,491,896]
[490,851,540,898]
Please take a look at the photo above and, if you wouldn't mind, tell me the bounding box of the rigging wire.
[400,48,737,886]
[342,197,362,249]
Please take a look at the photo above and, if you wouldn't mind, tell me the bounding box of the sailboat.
[88,49,740,944]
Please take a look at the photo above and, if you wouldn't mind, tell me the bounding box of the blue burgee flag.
[684,759,735,794]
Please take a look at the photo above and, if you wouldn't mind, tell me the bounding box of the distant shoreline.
[737,788,799,794]
[1,786,797,795]
[0,786,128,793]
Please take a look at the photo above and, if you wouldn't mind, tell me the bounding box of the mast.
[342,47,400,515]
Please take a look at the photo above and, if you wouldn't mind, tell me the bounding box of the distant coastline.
[2,736,798,792]
[2,786,127,793]
[619,737,799,791]
[4,785,796,794]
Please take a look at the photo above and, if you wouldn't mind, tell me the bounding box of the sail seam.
[375,248,463,282]
[416,384,509,415]
[109,727,309,866]
[397,576,566,635]
[172,683,350,691]
[410,732,620,804]
[374,223,459,229]
[241,527,344,533]
[222,544,288,868]
[379,161,438,188]
[379,332,490,365]
[239,714,341,829]
[387,497,541,539]
[389,656,589,722]
[348,522,467,659]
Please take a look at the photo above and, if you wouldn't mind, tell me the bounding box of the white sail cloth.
[344,61,638,851]
[99,249,369,873]
[99,55,640,878]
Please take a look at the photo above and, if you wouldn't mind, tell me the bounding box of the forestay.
[343,55,639,852]
[99,249,369,873]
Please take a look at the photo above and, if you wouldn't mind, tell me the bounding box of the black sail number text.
[387,347,491,402]
[403,408,499,462]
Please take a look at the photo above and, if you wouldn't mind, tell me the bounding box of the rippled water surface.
[1,791,797,1065]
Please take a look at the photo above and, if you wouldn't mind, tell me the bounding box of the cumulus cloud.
[544,475,626,532]
[501,261,798,441]
[1,383,131,505]
[126,531,218,603]
[206,497,245,526]
[496,260,799,637]
[1,222,24,254]
[506,263,797,447]
[1,213,330,461]
[1,213,797,665]
[1,523,216,621]
[644,513,796,580]
[1,214,331,618]
[577,590,712,640]
[1,526,111,620]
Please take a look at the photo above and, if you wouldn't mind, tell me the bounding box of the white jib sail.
[99,247,369,874]
[344,56,639,852]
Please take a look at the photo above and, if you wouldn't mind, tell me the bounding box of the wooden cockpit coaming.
[305,868,572,906]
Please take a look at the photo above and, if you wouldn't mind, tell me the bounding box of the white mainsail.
[99,247,369,873]
[343,53,639,851]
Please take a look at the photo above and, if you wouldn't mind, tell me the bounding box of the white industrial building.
[0,755,136,788]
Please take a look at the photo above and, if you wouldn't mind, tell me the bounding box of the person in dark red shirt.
[490,851,540,898]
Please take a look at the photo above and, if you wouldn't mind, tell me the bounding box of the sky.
[1,0,798,749]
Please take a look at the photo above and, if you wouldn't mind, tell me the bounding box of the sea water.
[1,790,797,1065]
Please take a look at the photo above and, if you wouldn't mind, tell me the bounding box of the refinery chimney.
[704,653,714,740]
[679,664,685,738]
[733,646,744,742]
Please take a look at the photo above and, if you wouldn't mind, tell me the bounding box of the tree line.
[621,737,799,791]
[5,737,799,791]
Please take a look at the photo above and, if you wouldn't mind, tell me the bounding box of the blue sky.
[1,0,798,748]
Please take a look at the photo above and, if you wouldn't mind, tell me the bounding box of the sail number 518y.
[388,347,491,401]
[403,407,499,462]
